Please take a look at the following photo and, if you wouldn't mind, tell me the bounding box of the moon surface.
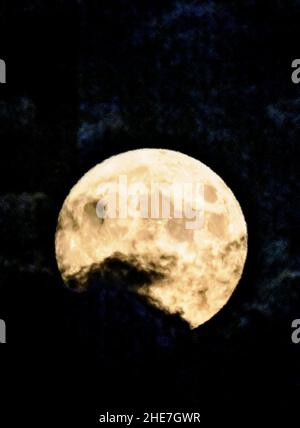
[55,149,247,328]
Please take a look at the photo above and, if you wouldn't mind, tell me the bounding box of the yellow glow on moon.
[55,149,247,328]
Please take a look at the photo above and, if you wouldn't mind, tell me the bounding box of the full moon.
[55,149,247,328]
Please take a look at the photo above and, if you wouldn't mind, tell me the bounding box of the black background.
[0,1,300,426]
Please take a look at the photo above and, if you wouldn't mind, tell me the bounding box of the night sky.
[0,1,299,426]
